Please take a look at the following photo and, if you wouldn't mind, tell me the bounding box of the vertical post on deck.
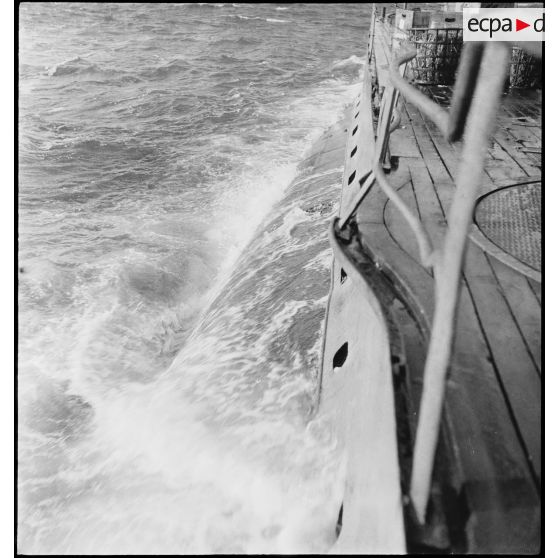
[447,43,485,142]
[409,42,512,523]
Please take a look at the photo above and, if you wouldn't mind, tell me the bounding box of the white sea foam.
[332,54,365,69]
[292,166,344,186]
[304,248,334,272]
[19,2,367,553]
[226,13,260,21]
[19,75,358,552]
[225,14,288,23]
[180,79,359,331]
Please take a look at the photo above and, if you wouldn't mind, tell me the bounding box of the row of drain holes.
[332,101,361,372]
[336,104,359,529]
[333,267,349,370]
[347,99,361,187]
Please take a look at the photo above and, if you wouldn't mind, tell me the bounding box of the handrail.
[410,42,512,522]
[338,58,408,230]
[334,9,541,525]
[447,43,485,141]
[374,162,437,269]
[387,49,450,136]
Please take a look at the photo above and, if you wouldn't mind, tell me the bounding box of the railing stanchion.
[338,13,536,525]
[409,42,512,523]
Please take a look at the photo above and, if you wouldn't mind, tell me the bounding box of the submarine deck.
[344,20,541,551]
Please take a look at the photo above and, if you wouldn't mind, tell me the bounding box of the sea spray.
[19,2,369,552]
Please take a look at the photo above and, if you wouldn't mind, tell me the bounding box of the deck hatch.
[475,182,541,272]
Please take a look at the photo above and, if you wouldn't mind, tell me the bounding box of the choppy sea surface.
[18,3,369,553]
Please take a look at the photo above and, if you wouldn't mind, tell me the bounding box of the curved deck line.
[470,180,542,283]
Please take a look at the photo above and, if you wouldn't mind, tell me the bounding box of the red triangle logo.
[516,18,530,31]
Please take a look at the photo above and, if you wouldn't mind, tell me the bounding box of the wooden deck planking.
[499,112,541,144]
[491,128,540,176]
[485,138,530,182]
[407,158,448,246]
[364,19,541,550]
[506,90,542,121]
[358,146,540,552]
[396,154,540,490]
[528,278,542,306]
[406,94,542,482]
[414,75,537,456]
[446,279,536,486]
[388,125,422,159]
[462,243,541,482]
[403,102,454,184]
[486,254,541,374]
[383,180,428,271]
[357,177,436,333]
[412,100,505,185]
[501,115,542,145]
[409,85,541,185]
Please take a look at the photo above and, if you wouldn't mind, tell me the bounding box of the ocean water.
[18,3,369,553]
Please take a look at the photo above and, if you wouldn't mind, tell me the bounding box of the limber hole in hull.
[340,268,347,283]
[350,146,357,158]
[335,504,343,538]
[348,170,356,185]
[352,125,358,136]
[333,342,348,370]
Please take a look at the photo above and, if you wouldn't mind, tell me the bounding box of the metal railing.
[336,11,541,524]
